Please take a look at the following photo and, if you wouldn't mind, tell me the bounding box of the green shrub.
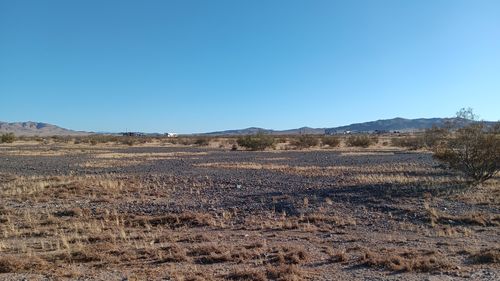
[321,136,341,147]
[236,133,275,151]
[0,133,16,143]
[434,123,499,184]
[291,135,319,149]
[346,135,374,148]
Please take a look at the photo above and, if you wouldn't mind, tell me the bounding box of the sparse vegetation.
[291,134,319,149]
[0,137,498,280]
[361,248,453,272]
[391,136,425,150]
[237,133,275,150]
[434,123,499,184]
[0,133,15,143]
[346,135,377,147]
[321,136,341,147]
[194,137,210,146]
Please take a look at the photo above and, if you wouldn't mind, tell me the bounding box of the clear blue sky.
[1,0,499,133]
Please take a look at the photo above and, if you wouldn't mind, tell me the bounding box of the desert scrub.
[321,136,341,147]
[291,134,319,149]
[391,136,425,150]
[0,133,16,143]
[237,133,275,151]
[194,137,210,146]
[346,135,377,148]
[434,123,499,184]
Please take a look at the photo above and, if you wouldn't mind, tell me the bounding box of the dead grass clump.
[188,244,231,264]
[177,233,211,243]
[170,270,215,281]
[266,265,303,281]
[0,255,47,273]
[361,249,453,272]
[299,214,356,227]
[158,244,189,263]
[50,249,103,263]
[270,246,309,265]
[244,241,265,249]
[53,208,83,217]
[469,248,500,264]
[188,244,221,256]
[140,212,215,228]
[425,203,499,227]
[226,268,267,281]
[326,248,348,263]
[197,252,232,264]
[0,257,27,273]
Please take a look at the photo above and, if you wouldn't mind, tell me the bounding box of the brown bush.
[226,269,267,281]
[391,136,425,150]
[346,135,376,148]
[321,136,341,147]
[194,137,210,146]
[361,249,453,272]
[291,135,319,149]
[434,123,499,184]
[470,248,500,264]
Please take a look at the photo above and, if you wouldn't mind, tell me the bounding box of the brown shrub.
[0,256,47,273]
[321,136,341,147]
[470,248,500,264]
[291,135,319,149]
[271,246,309,265]
[346,135,376,148]
[158,244,189,263]
[266,265,303,281]
[434,123,499,184]
[226,268,267,281]
[136,212,214,228]
[361,249,453,272]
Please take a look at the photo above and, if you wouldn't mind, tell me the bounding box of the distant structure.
[121,132,145,137]
[165,132,178,138]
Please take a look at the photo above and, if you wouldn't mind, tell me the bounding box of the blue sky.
[1,0,499,133]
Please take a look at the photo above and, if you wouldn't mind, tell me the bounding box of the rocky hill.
[0,122,88,136]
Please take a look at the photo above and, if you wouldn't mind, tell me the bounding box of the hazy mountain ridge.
[1,118,497,137]
[204,117,497,136]
[0,121,88,136]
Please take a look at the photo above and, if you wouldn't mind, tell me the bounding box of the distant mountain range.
[204,117,498,136]
[0,121,88,136]
[1,117,497,137]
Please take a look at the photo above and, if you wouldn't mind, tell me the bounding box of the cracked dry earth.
[0,143,499,280]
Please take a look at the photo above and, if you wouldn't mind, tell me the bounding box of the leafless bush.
[434,123,499,184]
[346,135,376,148]
[321,136,341,147]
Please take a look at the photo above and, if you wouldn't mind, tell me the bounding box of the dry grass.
[0,144,498,279]
[469,248,500,264]
[95,151,208,159]
[425,201,500,227]
[226,268,267,281]
[361,248,454,272]
[194,161,460,186]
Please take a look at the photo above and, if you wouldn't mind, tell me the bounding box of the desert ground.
[0,139,498,280]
